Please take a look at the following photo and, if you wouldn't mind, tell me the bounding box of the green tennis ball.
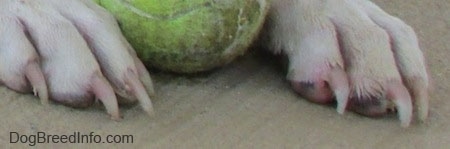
[96,0,269,73]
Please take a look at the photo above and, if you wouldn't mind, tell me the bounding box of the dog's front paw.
[266,0,429,127]
[0,0,155,119]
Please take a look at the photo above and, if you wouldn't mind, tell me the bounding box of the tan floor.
[1,0,449,148]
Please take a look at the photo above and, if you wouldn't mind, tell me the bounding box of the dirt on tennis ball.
[95,0,269,73]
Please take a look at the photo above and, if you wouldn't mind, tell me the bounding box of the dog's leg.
[0,0,155,118]
[266,0,350,114]
[0,17,49,104]
[266,0,429,127]
[353,0,429,122]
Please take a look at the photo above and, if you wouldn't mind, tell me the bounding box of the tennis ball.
[95,0,269,73]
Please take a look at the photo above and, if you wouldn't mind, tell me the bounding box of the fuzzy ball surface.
[96,0,269,73]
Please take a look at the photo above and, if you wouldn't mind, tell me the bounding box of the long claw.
[125,69,155,117]
[134,59,156,97]
[410,82,429,122]
[416,92,429,122]
[25,61,49,105]
[387,82,413,127]
[327,68,350,114]
[91,74,121,120]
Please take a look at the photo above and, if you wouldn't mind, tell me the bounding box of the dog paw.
[266,0,429,127]
[0,0,155,119]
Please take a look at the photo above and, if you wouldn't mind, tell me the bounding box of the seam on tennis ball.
[118,0,213,20]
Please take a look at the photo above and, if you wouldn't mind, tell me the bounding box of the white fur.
[266,0,428,126]
[0,0,429,125]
